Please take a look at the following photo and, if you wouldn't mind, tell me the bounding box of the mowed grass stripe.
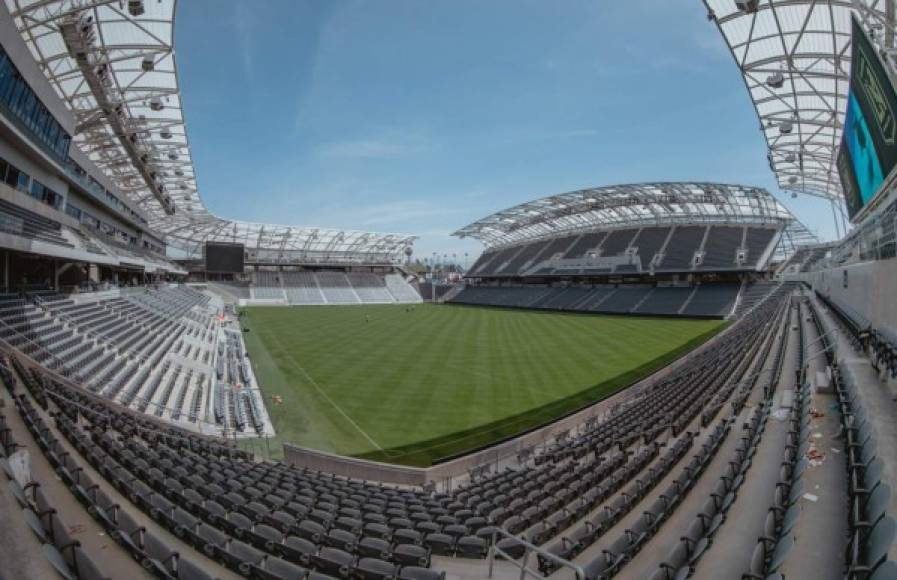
[240,304,726,466]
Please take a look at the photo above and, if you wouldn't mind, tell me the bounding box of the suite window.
[0,53,13,101]
[16,168,29,192]
[0,44,71,160]
[65,203,81,220]
[1,159,18,188]
[29,179,44,202]
[28,179,62,209]
[21,92,36,128]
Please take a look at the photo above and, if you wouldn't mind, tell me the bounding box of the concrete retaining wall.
[787,258,897,337]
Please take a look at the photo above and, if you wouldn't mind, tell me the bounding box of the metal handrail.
[803,327,838,352]
[487,527,585,580]
[35,293,150,366]
[0,312,74,377]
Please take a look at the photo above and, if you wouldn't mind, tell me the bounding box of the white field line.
[269,333,384,452]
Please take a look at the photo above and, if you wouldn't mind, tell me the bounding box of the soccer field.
[240,304,725,466]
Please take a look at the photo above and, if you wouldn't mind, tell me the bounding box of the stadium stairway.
[689,296,804,579]
[0,404,65,579]
[732,281,782,318]
[774,295,848,578]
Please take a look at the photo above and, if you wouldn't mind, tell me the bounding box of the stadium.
[0,1,896,579]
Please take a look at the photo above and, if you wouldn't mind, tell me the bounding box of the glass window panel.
[47,121,58,145]
[0,59,14,103]
[29,179,43,201]
[21,92,36,129]
[4,165,18,188]
[34,107,48,139]
[9,76,25,114]
[16,170,29,192]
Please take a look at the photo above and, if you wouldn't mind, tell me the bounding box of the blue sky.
[176,0,840,265]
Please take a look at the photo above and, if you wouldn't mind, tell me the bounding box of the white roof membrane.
[4,0,414,260]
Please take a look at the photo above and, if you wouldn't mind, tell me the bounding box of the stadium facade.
[0,1,894,580]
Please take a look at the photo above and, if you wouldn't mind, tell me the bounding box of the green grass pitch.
[239,304,725,466]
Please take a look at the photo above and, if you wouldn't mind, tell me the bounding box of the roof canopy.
[164,220,415,263]
[703,0,896,211]
[5,0,413,261]
[454,182,816,250]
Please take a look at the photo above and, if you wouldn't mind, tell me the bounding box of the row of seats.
[742,369,810,578]
[486,289,792,576]
[732,281,782,318]
[0,286,266,434]
[806,298,897,579]
[211,281,251,300]
[640,296,793,579]
[450,284,741,318]
[650,402,773,579]
[467,225,779,277]
[249,271,422,305]
[817,290,897,380]
[777,245,831,275]
[0,284,794,580]
[539,434,694,573]
[12,354,242,459]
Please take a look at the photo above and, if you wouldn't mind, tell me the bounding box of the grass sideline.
[239,304,726,466]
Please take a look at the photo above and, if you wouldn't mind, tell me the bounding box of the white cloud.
[233,3,254,77]
[316,138,425,159]
[356,200,463,227]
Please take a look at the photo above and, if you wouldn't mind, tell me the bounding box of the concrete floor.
[773,295,860,578]
[691,301,800,579]
[435,554,528,579]
[0,403,58,580]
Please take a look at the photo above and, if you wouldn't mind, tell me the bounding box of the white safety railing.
[488,527,585,580]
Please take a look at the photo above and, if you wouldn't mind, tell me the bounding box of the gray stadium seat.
[254,554,308,580]
[393,543,430,568]
[312,546,356,578]
[355,557,397,580]
[282,535,316,566]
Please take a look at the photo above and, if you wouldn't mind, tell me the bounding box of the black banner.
[839,15,897,219]
[205,242,245,273]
